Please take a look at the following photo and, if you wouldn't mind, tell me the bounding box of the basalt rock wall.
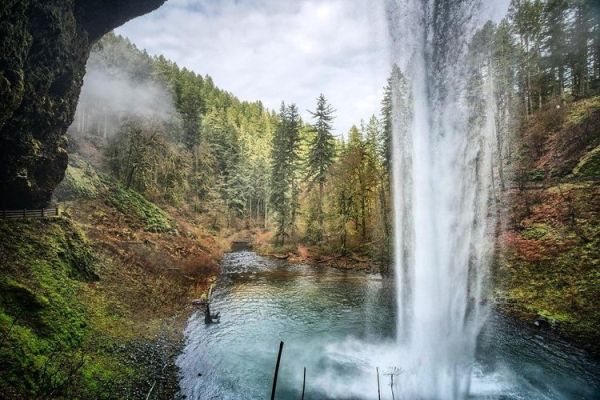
[0,0,165,209]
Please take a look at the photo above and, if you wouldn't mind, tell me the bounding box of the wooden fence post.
[270,341,284,400]
[376,367,381,400]
[301,367,306,400]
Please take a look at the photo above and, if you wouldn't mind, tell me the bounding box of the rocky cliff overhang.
[0,0,166,209]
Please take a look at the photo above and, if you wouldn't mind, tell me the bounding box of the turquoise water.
[177,251,599,399]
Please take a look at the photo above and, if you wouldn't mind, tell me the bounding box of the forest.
[69,0,600,269]
[67,31,396,270]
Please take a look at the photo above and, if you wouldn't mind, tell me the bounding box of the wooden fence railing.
[1,206,61,220]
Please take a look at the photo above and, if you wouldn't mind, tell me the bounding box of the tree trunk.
[318,182,324,242]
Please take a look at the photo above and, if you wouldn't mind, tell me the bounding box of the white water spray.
[388,0,497,398]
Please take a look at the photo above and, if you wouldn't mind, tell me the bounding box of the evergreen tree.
[380,77,393,169]
[306,94,336,242]
[569,0,594,97]
[270,103,302,245]
[270,103,289,245]
[286,104,302,240]
[542,0,569,99]
[509,0,544,115]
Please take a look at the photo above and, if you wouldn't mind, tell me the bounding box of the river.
[177,251,599,400]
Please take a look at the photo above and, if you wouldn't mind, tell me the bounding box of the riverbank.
[233,226,384,273]
[256,241,384,273]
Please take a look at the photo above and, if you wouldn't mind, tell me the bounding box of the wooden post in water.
[376,367,381,400]
[384,368,399,400]
[301,367,306,400]
[270,341,284,400]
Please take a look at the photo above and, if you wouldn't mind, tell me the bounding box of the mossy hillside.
[0,218,125,398]
[497,184,600,354]
[0,218,188,399]
[54,156,172,233]
[525,96,600,178]
[105,180,172,233]
[54,156,107,200]
[573,145,600,178]
[565,95,600,126]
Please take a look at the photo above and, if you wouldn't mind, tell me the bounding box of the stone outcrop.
[0,0,166,209]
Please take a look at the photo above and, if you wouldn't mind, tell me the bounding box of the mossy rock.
[572,145,600,178]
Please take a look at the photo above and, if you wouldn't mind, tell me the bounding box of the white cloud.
[115,0,390,135]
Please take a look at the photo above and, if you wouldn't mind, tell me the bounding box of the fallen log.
[266,253,290,260]
[191,299,207,306]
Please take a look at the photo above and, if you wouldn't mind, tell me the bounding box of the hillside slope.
[0,157,222,399]
[495,97,600,356]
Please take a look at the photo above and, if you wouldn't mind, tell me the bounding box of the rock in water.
[0,0,166,209]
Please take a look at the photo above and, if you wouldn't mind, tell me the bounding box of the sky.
[116,0,391,135]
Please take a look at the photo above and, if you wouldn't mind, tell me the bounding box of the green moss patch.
[573,145,600,178]
[54,156,107,200]
[105,181,172,233]
[565,96,600,126]
[0,219,109,398]
[521,223,556,240]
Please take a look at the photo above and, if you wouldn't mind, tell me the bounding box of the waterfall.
[388,0,497,398]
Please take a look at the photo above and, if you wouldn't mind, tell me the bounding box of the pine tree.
[569,0,593,98]
[542,0,569,99]
[509,0,544,115]
[270,103,290,245]
[286,104,302,240]
[270,103,301,245]
[380,77,393,169]
[306,94,336,242]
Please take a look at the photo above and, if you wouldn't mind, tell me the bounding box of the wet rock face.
[0,0,165,209]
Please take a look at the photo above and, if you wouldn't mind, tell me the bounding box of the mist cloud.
[71,48,177,138]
